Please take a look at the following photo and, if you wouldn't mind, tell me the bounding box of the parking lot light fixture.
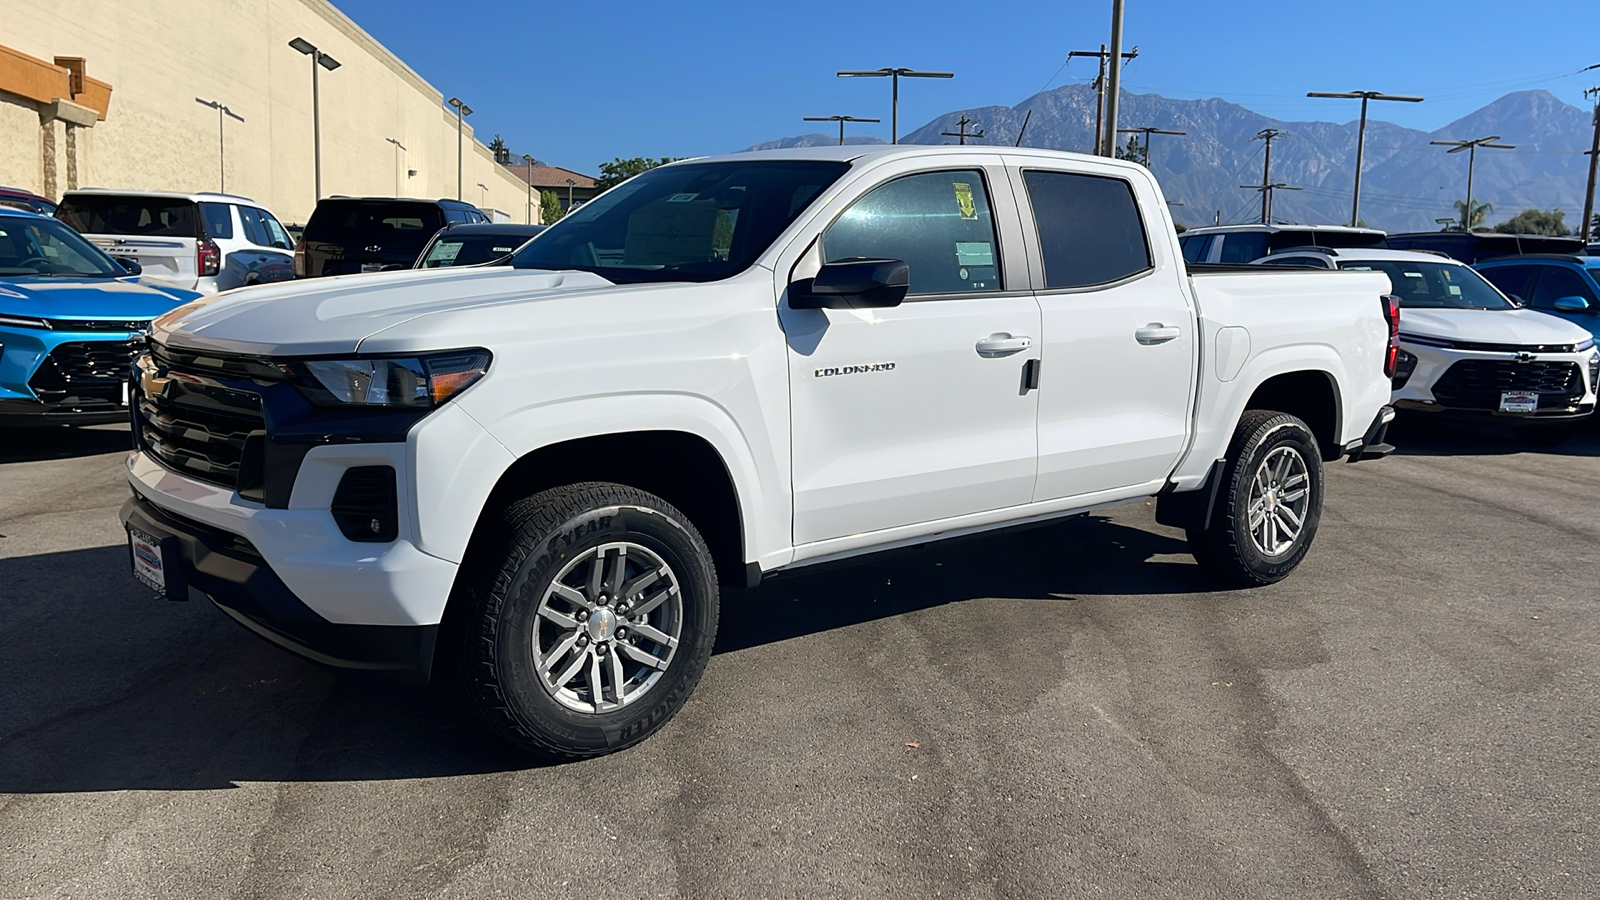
[194,98,244,193]
[289,37,341,200]
[385,137,407,196]
[1307,90,1424,226]
[1430,136,1516,232]
[804,115,881,146]
[522,154,535,224]
[836,68,953,144]
[565,177,575,211]
[448,97,473,201]
[477,182,488,208]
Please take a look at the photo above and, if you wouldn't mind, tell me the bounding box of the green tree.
[596,156,679,190]
[1113,135,1147,167]
[539,189,564,225]
[1452,199,1494,231]
[1492,208,1569,236]
[489,134,510,165]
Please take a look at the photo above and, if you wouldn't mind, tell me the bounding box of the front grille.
[135,355,266,490]
[27,338,143,409]
[1431,360,1583,410]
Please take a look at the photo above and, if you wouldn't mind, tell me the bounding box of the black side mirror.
[791,259,909,310]
[114,256,142,276]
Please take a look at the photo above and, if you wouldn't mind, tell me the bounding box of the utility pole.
[1239,181,1300,224]
[1430,135,1515,232]
[1307,90,1424,226]
[941,114,985,145]
[1253,129,1283,223]
[1067,45,1138,155]
[836,68,954,144]
[1103,0,1127,158]
[1582,82,1599,244]
[1116,126,1185,169]
[803,115,880,146]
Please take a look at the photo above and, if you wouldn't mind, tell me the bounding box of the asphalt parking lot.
[2,420,1597,899]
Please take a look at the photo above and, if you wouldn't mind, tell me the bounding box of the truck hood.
[1398,307,1594,348]
[0,276,198,322]
[151,267,621,355]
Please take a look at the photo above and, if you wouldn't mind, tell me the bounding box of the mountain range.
[746,87,1597,233]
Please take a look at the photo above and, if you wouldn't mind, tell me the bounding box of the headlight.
[1576,338,1596,352]
[287,349,491,407]
[0,314,50,330]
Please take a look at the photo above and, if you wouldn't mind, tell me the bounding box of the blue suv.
[0,208,199,425]
[1475,255,1600,338]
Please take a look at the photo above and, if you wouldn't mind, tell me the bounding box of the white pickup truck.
[121,146,1397,759]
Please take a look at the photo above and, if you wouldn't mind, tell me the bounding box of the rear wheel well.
[460,431,746,591]
[1243,371,1341,461]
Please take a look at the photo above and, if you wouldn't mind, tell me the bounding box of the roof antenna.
[1014,109,1033,147]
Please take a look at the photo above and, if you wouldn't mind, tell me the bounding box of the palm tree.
[1452,199,1493,231]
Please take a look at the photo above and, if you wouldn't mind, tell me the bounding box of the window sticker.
[955,241,995,267]
[1448,284,1462,295]
[430,241,463,261]
[666,193,700,203]
[953,183,978,220]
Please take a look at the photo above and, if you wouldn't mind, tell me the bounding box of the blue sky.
[331,0,1600,175]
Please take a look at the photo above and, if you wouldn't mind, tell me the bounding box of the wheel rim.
[532,541,683,714]
[1247,446,1311,559]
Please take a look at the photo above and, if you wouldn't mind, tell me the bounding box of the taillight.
[1381,294,1401,378]
[198,239,220,277]
[293,238,306,278]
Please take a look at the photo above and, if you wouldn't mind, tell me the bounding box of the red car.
[0,186,57,217]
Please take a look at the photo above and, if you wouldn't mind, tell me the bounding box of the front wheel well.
[459,431,746,591]
[1242,370,1342,461]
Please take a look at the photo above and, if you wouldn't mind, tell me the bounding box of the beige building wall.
[1,0,539,225]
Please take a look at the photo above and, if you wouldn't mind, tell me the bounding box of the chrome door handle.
[1135,323,1181,345]
[975,333,1033,357]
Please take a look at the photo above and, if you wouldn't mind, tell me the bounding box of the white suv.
[55,190,297,293]
[1259,248,1598,439]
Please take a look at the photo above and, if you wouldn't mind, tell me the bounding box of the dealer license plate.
[128,526,167,595]
[1500,391,1539,413]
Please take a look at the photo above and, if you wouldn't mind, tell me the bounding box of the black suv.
[295,197,489,278]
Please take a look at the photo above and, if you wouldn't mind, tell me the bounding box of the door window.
[1527,266,1597,310]
[236,205,271,247]
[822,169,1001,296]
[1180,234,1212,263]
[1218,233,1269,263]
[1023,170,1152,289]
[198,202,235,240]
[1478,265,1531,301]
[258,211,293,249]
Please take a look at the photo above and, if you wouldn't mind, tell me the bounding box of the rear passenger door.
[1010,162,1196,502]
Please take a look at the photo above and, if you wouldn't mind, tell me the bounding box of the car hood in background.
[1398,307,1594,347]
[0,276,199,322]
[151,267,623,355]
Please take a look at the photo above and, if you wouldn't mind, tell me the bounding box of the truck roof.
[686,144,1148,174]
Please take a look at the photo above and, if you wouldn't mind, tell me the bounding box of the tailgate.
[85,234,197,287]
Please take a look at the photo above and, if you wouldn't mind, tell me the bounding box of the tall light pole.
[448,97,473,200]
[1430,135,1515,232]
[288,37,341,201]
[1307,90,1424,226]
[836,68,953,144]
[803,115,880,146]
[565,178,576,212]
[476,182,488,209]
[1103,0,1126,158]
[521,153,535,224]
[385,136,407,196]
[194,98,243,193]
[1116,126,1185,169]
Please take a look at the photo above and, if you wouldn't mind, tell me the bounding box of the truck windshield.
[1338,260,1514,310]
[511,160,850,283]
[0,216,125,278]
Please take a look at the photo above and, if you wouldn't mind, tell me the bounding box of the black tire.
[1187,410,1325,588]
[459,482,718,760]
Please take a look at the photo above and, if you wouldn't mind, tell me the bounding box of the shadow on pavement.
[0,514,1206,792]
[0,423,131,464]
[1389,414,1600,458]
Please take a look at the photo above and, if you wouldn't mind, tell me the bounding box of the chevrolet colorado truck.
[121,146,1397,759]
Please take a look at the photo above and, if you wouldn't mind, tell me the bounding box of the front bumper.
[0,328,143,425]
[121,492,440,682]
[1394,343,1598,423]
